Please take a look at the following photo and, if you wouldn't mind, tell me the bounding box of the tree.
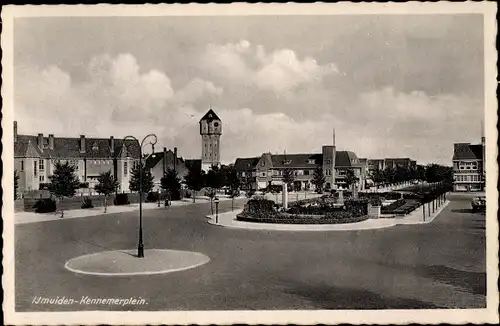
[311,166,326,193]
[94,171,119,213]
[205,165,225,214]
[48,161,80,218]
[184,166,205,203]
[14,170,19,200]
[282,168,295,192]
[416,164,427,181]
[394,166,409,184]
[383,166,396,185]
[344,168,358,196]
[161,168,182,205]
[129,162,155,194]
[224,165,241,211]
[371,167,384,187]
[244,174,255,198]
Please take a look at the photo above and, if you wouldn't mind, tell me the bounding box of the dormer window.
[308,159,315,164]
[92,142,99,151]
[283,160,291,165]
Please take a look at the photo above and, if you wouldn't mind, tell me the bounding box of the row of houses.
[13,113,485,195]
[13,120,202,195]
[233,149,418,192]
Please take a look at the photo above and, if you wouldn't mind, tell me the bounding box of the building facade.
[145,147,201,190]
[366,158,417,175]
[234,149,367,192]
[13,121,141,195]
[452,138,485,192]
[199,109,222,171]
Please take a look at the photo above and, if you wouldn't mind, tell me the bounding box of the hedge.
[381,199,406,214]
[236,211,368,224]
[33,198,57,213]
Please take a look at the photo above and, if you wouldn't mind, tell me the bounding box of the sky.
[13,14,485,165]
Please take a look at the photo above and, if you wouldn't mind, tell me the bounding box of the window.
[308,159,315,164]
[325,160,331,164]
[124,162,128,177]
[261,172,266,177]
[39,175,44,182]
[283,160,291,165]
[304,170,310,176]
[34,163,37,177]
[325,169,330,176]
[92,142,99,151]
[39,159,44,170]
[21,160,24,171]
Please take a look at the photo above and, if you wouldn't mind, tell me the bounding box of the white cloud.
[14,53,222,143]
[14,48,482,166]
[201,40,339,94]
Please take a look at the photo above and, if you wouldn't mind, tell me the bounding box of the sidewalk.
[15,196,239,225]
[206,198,450,232]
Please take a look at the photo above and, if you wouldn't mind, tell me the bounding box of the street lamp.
[123,134,158,258]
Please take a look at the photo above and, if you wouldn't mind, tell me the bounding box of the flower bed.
[237,197,369,224]
[236,211,368,224]
[381,199,406,214]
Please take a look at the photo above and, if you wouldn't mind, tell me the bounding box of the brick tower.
[199,109,222,171]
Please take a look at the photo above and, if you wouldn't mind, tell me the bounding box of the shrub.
[79,182,90,188]
[39,183,51,190]
[245,198,276,214]
[344,199,368,217]
[170,188,182,201]
[185,192,192,199]
[114,193,129,206]
[146,192,159,203]
[33,198,57,213]
[381,199,406,214]
[267,184,282,193]
[383,192,402,200]
[81,197,94,209]
[369,197,383,206]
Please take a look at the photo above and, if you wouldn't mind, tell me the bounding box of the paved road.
[15,194,485,311]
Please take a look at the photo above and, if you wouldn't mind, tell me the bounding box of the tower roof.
[200,109,221,122]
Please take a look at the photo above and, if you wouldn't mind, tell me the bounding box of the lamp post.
[214,197,220,224]
[123,134,158,258]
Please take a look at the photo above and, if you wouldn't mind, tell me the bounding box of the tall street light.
[124,134,158,258]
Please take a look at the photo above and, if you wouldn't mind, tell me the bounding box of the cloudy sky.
[14,14,484,165]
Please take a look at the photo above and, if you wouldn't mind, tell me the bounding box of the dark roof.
[234,157,260,171]
[144,150,185,170]
[14,134,140,159]
[234,151,361,169]
[453,143,483,160]
[271,153,322,168]
[185,159,202,171]
[199,109,220,122]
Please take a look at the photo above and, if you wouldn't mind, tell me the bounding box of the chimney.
[110,136,115,155]
[48,134,54,150]
[80,135,86,153]
[38,133,44,151]
[14,121,18,143]
[163,147,167,174]
[174,147,178,172]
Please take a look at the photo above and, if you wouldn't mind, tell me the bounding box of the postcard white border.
[2,2,498,325]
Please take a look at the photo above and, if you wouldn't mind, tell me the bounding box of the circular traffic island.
[65,249,210,276]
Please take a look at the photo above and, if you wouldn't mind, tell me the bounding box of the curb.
[206,211,398,232]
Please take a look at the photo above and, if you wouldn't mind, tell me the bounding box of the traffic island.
[64,249,210,276]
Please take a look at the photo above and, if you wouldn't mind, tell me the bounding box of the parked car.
[471,196,486,213]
